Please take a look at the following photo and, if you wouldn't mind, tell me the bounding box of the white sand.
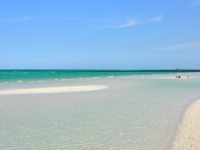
[0,85,108,95]
[172,99,200,150]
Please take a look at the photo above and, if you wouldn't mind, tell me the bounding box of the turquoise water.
[0,70,199,83]
[1,71,200,149]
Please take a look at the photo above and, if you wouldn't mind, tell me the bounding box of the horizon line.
[0,69,200,71]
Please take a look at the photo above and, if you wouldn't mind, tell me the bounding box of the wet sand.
[0,85,108,95]
[172,99,200,150]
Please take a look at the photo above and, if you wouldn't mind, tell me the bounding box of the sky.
[0,0,200,69]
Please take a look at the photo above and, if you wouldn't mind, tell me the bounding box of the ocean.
[0,70,199,84]
[0,70,200,149]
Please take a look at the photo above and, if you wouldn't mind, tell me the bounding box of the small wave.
[82,77,101,80]
[107,76,114,78]
[61,79,69,81]
[77,78,84,80]
[91,77,101,79]
[10,82,18,84]
[17,81,22,83]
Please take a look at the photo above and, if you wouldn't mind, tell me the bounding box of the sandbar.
[171,99,200,150]
[0,85,108,95]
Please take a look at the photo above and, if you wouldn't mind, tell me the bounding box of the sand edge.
[0,85,108,95]
[171,98,200,150]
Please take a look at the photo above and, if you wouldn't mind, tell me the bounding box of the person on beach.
[188,75,190,79]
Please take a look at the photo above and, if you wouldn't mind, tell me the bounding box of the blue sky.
[0,0,200,69]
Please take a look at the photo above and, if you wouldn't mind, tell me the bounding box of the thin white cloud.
[114,15,163,29]
[148,16,163,23]
[37,17,115,22]
[115,20,139,29]
[1,16,116,24]
[69,18,115,22]
[2,15,163,29]
[155,42,200,51]
[6,16,29,22]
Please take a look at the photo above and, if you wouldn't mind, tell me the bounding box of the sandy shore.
[0,85,108,95]
[171,99,200,150]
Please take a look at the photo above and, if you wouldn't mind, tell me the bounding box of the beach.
[1,71,200,149]
[172,98,200,150]
[2,0,200,148]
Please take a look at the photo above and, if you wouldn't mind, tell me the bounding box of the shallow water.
[1,74,200,149]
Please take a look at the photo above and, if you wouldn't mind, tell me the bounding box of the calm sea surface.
[0,70,200,149]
